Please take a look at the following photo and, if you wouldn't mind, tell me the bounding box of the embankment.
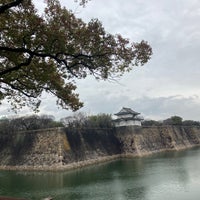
[0,126,200,170]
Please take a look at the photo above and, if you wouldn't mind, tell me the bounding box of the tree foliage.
[0,114,63,134]
[182,120,200,126]
[0,0,152,111]
[87,114,113,128]
[62,112,113,129]
[163,116,183,125]
[142,120,162,126]
[142,117,200,127]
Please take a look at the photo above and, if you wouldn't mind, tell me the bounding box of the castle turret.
[113,107,143,127]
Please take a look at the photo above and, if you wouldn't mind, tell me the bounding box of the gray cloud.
[132,95,200,121]
[77,94,200,121]
[1,0,200,121]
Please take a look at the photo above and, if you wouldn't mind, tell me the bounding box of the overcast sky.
[1,0,200,121]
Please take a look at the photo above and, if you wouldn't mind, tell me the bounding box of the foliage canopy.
[0,114,63,134]
[0,0,152,111]
[61,112,113,129]
[163,116,183,125]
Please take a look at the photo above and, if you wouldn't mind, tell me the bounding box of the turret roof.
[114,107,140,116]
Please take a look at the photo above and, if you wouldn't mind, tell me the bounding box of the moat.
[1,147,200,200]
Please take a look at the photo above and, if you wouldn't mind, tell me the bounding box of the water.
[1,147,200,200]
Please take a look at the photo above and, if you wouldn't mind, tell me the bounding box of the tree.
[61,112,87,127]
[62,112,113,129]
[0,114,63,134]
[0,117,10,134]
[163,116,183,125]
[87,114,113,128]
[142,120,162,126]
[0,0,152,111]
[182,120,200,126]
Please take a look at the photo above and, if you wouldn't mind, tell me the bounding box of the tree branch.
[0,0,23,14]
[0,46,110,79]
[1,80,36,98]
[0,46,99,77]
[0,54,34,76]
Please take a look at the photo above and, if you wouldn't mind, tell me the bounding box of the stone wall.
[116,126,200,156]
[63,128,121,164]
[0,126,200,170]
[0,128,65,168]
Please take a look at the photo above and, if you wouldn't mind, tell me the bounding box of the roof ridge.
[114,107,140,115]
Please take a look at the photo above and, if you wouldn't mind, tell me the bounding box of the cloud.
[129,95,200,121]
[74,89,200,120]
[2,0,200,122]
[79,94,200,121]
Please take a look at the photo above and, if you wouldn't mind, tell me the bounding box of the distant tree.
[87,114,113,128]
[0,0,152,112]
[142,120,162,126]
[163,116,183,125]
[63,112,113,129]
[0,114,63,134]
[61,112,88,128]
[0,117,10,134]
[10,115,40,130]
[182,120,200,126]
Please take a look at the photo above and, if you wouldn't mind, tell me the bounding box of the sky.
[1,0,200,121]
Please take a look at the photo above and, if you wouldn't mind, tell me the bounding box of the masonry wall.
[0,126,200,170]
[116,126,200,156]
[63,128,121,164]
[0,128,64,168]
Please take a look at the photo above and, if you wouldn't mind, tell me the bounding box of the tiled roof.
[114,107,140,116]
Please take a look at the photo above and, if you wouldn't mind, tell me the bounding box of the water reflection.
[1,148,200,200]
